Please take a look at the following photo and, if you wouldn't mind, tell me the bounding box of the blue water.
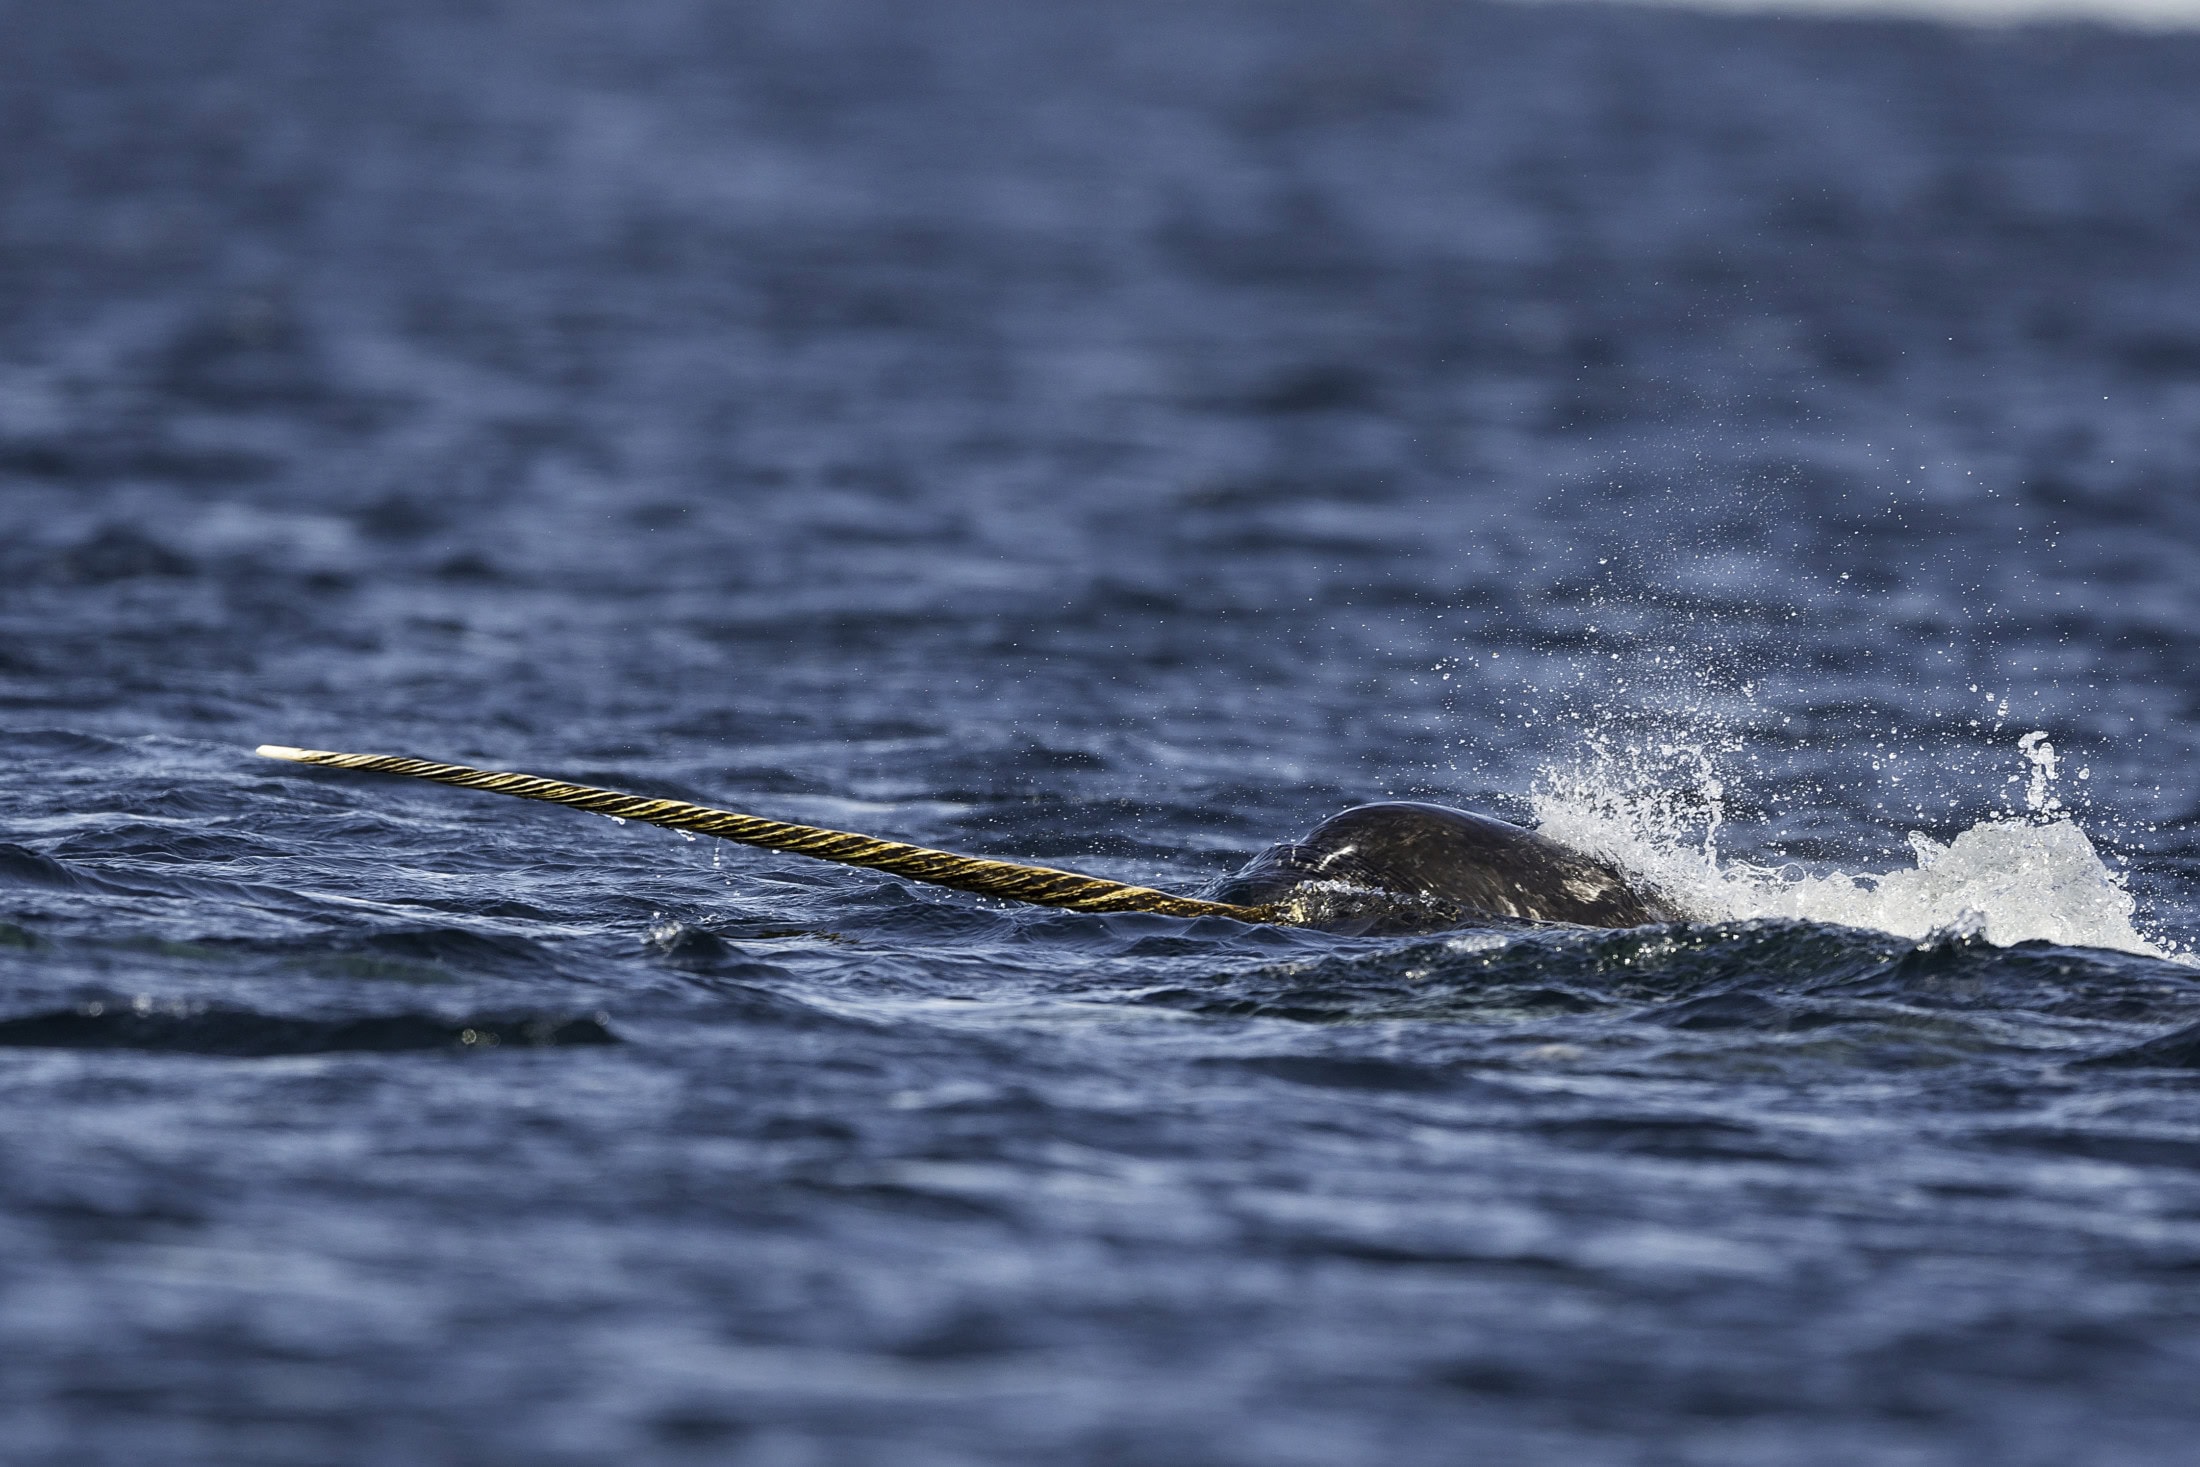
[5,2,2200,1462]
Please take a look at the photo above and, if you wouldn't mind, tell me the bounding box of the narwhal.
[253,746,1672,935]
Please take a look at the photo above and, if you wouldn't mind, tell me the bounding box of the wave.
[0,1004,617,1056]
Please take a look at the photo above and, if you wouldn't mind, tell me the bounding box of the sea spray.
[1530,728,2169,958]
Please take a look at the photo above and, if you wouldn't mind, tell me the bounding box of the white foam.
[1513,0,2200,33]
[1529,730,2173,959]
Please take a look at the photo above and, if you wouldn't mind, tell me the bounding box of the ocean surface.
[5,1,2200,1462]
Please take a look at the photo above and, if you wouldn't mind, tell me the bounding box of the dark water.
[6,1,2200,1461]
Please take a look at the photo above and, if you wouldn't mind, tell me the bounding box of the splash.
[1530,730,2171,959]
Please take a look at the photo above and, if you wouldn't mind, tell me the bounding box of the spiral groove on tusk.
[253,745,1275,924]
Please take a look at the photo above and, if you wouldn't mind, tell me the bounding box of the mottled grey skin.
[1208,802,1673,935]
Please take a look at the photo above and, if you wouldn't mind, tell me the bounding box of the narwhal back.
[1209,801,1670,934]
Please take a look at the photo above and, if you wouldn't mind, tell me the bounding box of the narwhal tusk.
[253,745,1276,924]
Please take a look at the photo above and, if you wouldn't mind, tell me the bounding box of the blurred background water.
[5,1,2200,1462]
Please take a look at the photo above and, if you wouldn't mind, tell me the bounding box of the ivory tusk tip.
[254,745,316,761]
